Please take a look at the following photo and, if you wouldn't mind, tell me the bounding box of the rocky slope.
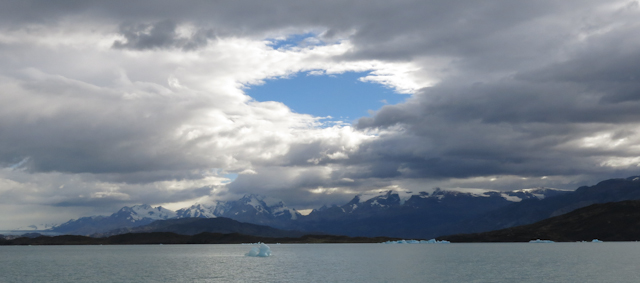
[441,199,640,242]
[98,217,306,238]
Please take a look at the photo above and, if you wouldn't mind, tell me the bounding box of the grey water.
[1,243,639,282]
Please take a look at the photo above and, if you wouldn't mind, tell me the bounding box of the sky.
[1,0,640,228]
[247,71,401,121]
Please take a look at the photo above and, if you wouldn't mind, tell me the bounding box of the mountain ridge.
[459,176,640,234]
[97,217,307,238]
[440,199,640,242]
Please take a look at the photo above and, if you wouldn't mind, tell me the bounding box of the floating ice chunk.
[246,247,259,256]
[591,239,603,243]
[245,242,271,257]
[529,239,554,243]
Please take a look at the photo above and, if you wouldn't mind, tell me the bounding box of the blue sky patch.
[223,173,238,184]
[246,72,406,122]
[268,32,324,50]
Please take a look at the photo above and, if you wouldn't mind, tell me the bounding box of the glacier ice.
[382,239,450,244]
[245,242,272,257]
[529,239,554,243]
[591,239,603,243]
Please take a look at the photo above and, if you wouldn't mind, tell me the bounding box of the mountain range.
[45,194,302,236]
[293,187,569,238]
[28,186,564,237]
[23,176,640,238]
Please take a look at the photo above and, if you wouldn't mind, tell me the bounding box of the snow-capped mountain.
[173,194,301,230]
[115,204,177,222]
[301,187,572,238]
[175,203,223,218]
[269,200,300,220]
[175,194,301,222]
[27,177,640,238]
[229,194,301,220]
[32,189,567,236]
[311,187,569,216]
[51,204,176,235]
[501,187,569,202]
[46,195,301,235]
[174,195,301,221]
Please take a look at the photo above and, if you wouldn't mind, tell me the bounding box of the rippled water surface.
[1,243,640,282]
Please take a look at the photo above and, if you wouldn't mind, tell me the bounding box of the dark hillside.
[441,200,640,242]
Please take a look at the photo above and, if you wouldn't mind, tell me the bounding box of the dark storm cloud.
[519,23,640,104]
[113,20,214,51]
[51,185,214,208]
[0,1,596,42]
[353,16,640,182]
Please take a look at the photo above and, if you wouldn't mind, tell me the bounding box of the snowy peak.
[174,194,301,221]
[268,200,300,220]
[500,187,570,202]
[425,188,503,200]
[364,191,401,207]
[175,202,231,218]
[235,194,301,220]
[355,190,414,204]
[273,207,300,220]
[411,187,569,203]
[342,190,411,212]
[176,203,219,218]
[115,204,177,221]
[238,194,270,214]
[336,187,572,214]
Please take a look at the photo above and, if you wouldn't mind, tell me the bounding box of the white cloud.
[0,20,432,227]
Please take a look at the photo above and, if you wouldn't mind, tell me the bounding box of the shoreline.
[0,232,403,246]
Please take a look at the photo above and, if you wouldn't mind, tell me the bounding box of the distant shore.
[0,232,402,245]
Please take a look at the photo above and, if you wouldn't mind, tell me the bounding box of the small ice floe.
[529,239,555,243]
[591,239,603,243]
[245,242,272,257]
[382,239,450,244]
[420,239,450,244]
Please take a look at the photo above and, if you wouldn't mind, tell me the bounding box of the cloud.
[353,1,640,184]
[112,20,215,51]
[2,0,640,227]
[0,16,397,226]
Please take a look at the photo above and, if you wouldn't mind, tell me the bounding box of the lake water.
[1,243,639,282]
